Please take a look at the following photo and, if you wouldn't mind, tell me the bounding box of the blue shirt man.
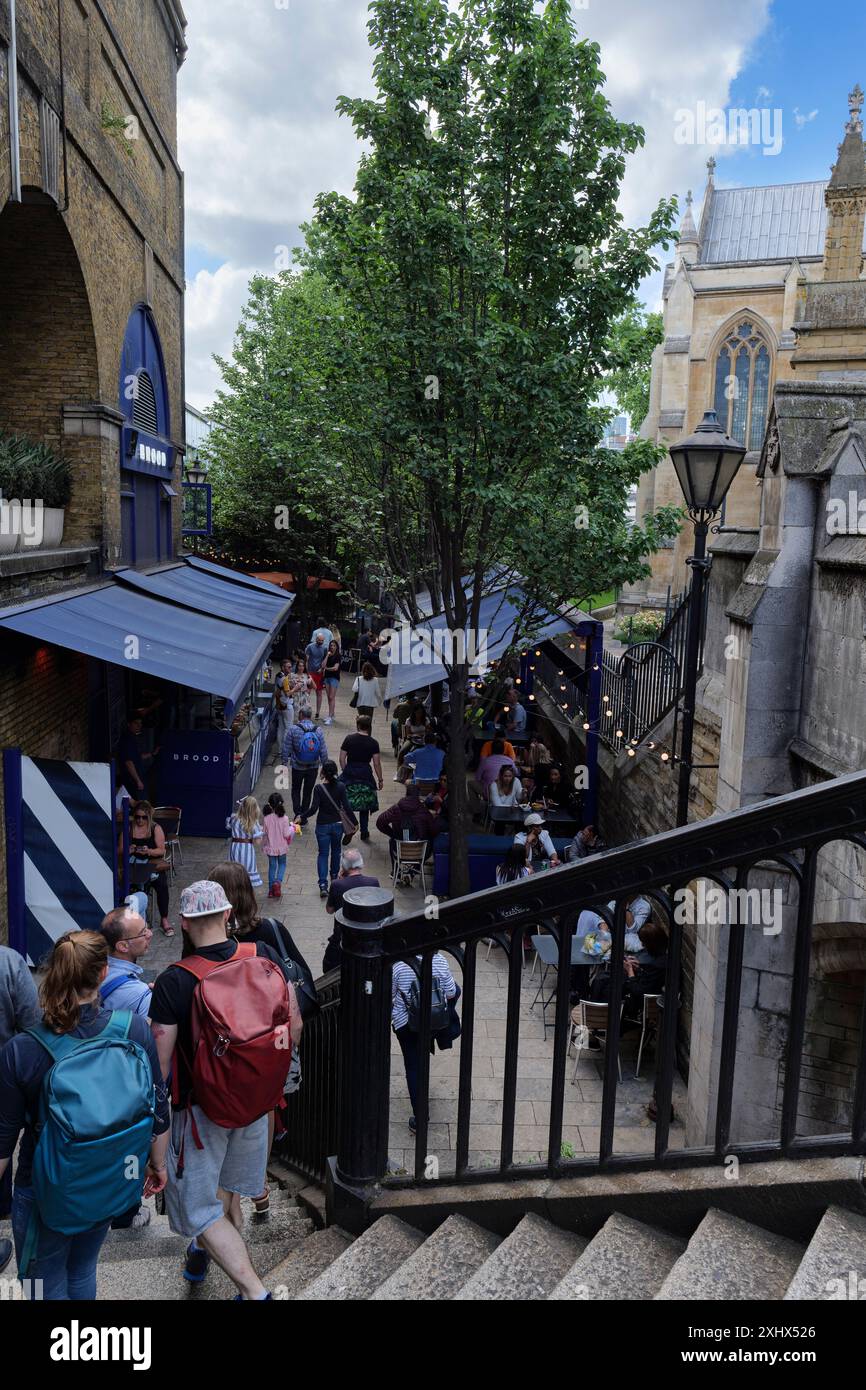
[403,735,445,782]
[98,905,154,1017]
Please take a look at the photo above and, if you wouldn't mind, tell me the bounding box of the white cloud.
[793,107,819,128]
[179,0,774,406]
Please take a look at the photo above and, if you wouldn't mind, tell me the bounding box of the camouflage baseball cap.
[179,880,231,919]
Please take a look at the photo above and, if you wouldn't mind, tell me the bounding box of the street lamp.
[185,460,208,486]
[669,410,746,826]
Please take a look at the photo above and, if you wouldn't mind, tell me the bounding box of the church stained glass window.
[712,322,773,449]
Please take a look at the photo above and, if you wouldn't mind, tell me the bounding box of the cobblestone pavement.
[141,684,685,1173]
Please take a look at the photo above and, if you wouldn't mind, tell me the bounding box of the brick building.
[0,0,187,938]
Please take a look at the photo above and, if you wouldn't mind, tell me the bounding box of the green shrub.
[614,609,665,644]
[0,433,71,507]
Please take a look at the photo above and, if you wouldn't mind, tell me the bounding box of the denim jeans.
[315,822,343,889]
[12,1185,110,1300]
[268,854,287,890]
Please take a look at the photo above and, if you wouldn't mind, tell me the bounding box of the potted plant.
[0,434,23,555]
[33,443,71,548]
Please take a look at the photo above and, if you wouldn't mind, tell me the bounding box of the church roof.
[698,179,866,264]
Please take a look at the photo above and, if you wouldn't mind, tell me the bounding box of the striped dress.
[226,814,264,887]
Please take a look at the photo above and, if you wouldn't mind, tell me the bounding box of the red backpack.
[172,942,292,1129]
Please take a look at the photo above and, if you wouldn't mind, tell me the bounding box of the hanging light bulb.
[605,709,613,718]
[534,649,541,656]
[582,721,590,731]
[647,741,655,750]
[660,751,670,763]
[528,694,535,701]
[615,729,623,739]
[602,694,609,703]
[627,747,636,758]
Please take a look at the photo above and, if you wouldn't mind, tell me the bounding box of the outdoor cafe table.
[488,804,578,835]
[471,730,530,746]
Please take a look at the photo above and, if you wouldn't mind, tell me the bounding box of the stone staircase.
[4,1190,865,1300]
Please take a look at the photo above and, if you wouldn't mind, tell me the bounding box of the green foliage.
[604,304,664,431]
[0,434,71,507]
[614,608,666,643]
[99,100,135,157]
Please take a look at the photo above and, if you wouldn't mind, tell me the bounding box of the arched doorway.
[0,191,100,543]
[118,304,175,567]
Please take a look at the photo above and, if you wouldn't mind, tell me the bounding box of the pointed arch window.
[712,321,773,450]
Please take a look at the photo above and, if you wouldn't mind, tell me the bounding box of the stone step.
[655,1208,805,1301]
[296,1215,425,1300]
[456,1213,586,1301]
[549,1213,685,1301]
[370,1214,500,1301]
[97,1234,304,1300]
[98,1199,312,1265]
[783,1204,866,1301]
[266,1227,354,1299]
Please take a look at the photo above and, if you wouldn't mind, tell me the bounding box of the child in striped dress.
[226,796,264,888]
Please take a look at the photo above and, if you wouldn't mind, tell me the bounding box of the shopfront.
[0,558,293,838]
[119,304,176,568]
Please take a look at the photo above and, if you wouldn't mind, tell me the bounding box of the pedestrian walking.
[323,848,380,971]
[339,714,384,840]
[298,761,358,898]
[322,639,341,725]
[226,796,264,888]
[0,945,40,1267]
[261,792,298,899]
[305,631,329,720]
[123,801,174,936]
[0,931,168,1299]
[391,948,460,1135]
[149,881,301,1299]
[282,705,328,819]
[351,661,383,723]
[272,658,294,758]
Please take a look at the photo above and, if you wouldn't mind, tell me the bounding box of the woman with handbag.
[351,662,383,722]
[122,801,174,936]
[298,761,359,898]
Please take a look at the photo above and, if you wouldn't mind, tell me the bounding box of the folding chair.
[635,993,663,1078]
[153,805,183,877]
[569,1000,624,1084]
[392,837,430,894]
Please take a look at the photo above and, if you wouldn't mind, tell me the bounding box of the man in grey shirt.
[0,944,40,1267]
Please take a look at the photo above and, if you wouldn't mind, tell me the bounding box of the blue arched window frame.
[118,305,175,566]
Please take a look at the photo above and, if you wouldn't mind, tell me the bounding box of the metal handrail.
[328,770,866,1205]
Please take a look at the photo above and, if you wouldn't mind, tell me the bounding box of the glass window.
[713,321,772,449]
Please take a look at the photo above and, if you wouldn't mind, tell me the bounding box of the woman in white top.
[489,764,524,808]
[352,662,383,720]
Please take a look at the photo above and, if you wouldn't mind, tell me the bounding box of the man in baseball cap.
[148,879,297,1300]
[513,811,560,867]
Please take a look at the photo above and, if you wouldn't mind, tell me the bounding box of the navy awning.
[0,560,293,714]
[383,584,583,700]
[113,564,288,631]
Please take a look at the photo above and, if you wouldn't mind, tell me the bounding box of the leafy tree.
[604,305,664,431]
[299,0,680,892]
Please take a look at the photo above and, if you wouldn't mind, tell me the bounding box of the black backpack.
[261,918,319,1020]
[400,969,451,1034]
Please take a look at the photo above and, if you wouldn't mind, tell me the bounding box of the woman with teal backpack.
[0,931,169,1299]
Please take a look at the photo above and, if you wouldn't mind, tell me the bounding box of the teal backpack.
[21,1011,155,1270]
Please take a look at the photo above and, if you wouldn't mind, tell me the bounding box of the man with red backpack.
[149,881,302,1300]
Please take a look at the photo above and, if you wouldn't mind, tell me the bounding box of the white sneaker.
[324,717,333,725]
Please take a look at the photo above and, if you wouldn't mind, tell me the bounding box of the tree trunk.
[446,670,471,899]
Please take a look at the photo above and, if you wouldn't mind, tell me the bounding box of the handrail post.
[326,887,394,1232]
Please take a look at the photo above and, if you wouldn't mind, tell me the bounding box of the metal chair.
[569,1000,624,1084]
[635,992,663,1078]
[392,837,431,894]
[153,805,183,877]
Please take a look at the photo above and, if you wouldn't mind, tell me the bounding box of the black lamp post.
[669,410,746,826]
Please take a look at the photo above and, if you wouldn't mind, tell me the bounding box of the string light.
[660,751,670,763]
[627,747,636,758]
[582,721,590,731]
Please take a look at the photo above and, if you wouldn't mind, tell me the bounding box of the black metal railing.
[279,970,341,1185]
[328,771,866,1213]
[596,589,707,749]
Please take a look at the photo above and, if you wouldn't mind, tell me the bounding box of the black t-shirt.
[325,873,381,914]
[341,734,380,766]
[150,938,290,1108]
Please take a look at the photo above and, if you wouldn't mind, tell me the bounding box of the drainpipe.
[7,0,21,201]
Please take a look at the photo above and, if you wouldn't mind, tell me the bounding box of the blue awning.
[113,564,289,631]
[382,584,583,700]
[0,559,293,714]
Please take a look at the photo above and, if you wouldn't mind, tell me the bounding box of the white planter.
[0,499,22,555]
[40,506,65,549]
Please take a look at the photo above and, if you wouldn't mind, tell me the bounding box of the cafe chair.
[635,993,663,1078]
[569,1000,624,1084]
[392,838,431,894]
[153,805,183,878]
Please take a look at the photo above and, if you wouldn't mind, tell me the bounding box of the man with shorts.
[149,881,301,1300]
[305,632,328,720]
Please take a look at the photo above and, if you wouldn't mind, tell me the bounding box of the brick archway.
[0,192,101,544]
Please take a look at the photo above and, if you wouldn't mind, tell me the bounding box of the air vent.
[132,372,158,433]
